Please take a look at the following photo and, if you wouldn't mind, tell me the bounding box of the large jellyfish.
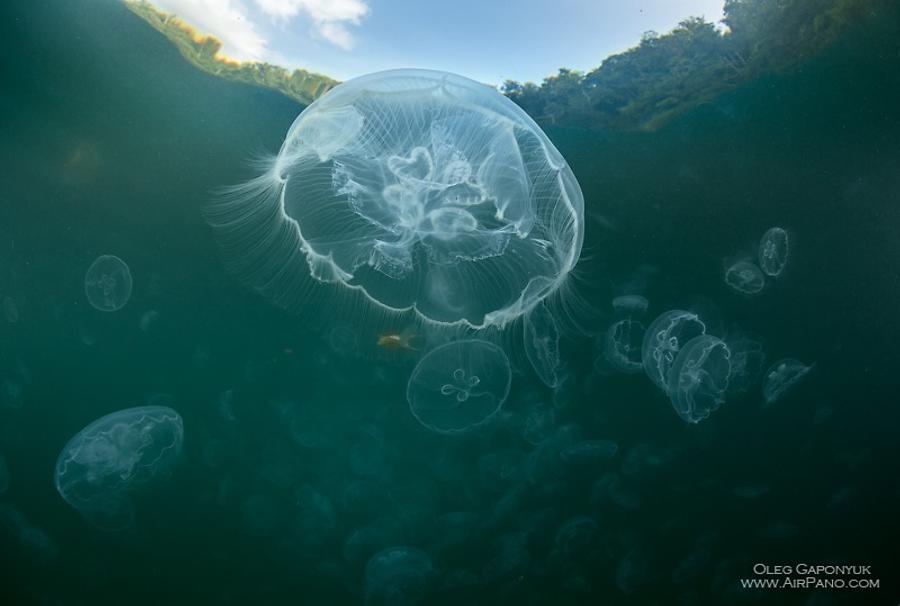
[208,69,585,330]
[407,339,510,433]
[54,406,183,530]
[667,335,732,423]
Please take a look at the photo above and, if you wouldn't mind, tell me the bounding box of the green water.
[1,1,898,605]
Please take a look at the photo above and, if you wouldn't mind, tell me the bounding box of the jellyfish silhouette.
[208,69,584,330]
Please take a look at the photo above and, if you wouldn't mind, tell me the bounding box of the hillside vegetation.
[124,0,337,106]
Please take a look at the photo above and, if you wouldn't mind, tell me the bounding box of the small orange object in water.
[377,328,421,352]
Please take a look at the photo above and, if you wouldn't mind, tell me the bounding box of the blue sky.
[151,0,725,84]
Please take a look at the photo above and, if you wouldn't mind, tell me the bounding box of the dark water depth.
[1,1,899,605]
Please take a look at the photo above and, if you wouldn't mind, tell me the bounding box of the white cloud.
[254,0,369,50]
[153,0,269,61]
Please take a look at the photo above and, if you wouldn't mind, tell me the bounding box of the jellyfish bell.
[523,300,562,388]
[84,255,132,312]
[407,339,511,434]
[723,259,765,295]
[54,406,183,529]
[600,318,646,374]
[762,358,813,406]
[758,227,790,278]
[208,69,585,332]
[641,309,707,391]
[611,295,649,319]
[667,335,732,424]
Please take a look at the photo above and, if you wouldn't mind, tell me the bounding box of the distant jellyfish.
[407,340,510,433]
[642,310,706,391]
[139,310,160,333]
[0,378,24,410]
[554,516,599,560]
[207,69,585,330]
[327,325,359,357]
[54,405,183,530]
[365,546,435,606]
[762,358,813,406]
[523,301,562,388]
[0,505,59,566]
[724,260,765,295]
[726,336,766,396]
[521,401,556,446]
[758,227,789,277]
[2,296,18,323]
[84,255,132,312]
[601,318,646,374]
[483,531,530,584]
[291,485,338,551]
[616,546,653,593]
[667,335,732,423]
[611,295,649,318]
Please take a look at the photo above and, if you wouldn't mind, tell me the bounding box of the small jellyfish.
[54,405,183,529]
[328,324,359,357]
[554,516,599,560]
[482,531,530,583]
[407,340,510,433]
[616,546,653,594]
[291,485,338,550]
[611,295,649,318]
[365,546,435,606]
[521,401,556,446]
[523,301,562,388]
[84,255,132,312]
[758,227,789,277]
[601,318,646,374]
[667,335,731,423]
[0,378,24,409]
[139,309,160,333]
[762,358,813,406]
[724,260,765,295]
[641,309,706,391]
[726,336,766,396]
[2,296,18,323]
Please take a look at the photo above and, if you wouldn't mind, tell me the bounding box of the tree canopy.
[503,0,889,131]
